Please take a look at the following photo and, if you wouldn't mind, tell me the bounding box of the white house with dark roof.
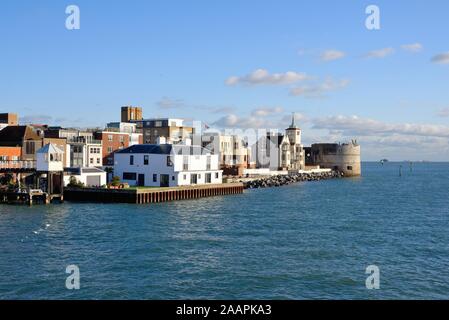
[114,144,222,187]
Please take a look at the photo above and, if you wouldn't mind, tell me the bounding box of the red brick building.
[94,131,143,166]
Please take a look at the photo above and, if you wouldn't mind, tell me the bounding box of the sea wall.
[243,170,343,189]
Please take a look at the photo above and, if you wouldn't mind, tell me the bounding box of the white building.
[255,114,305,171]
[36,143,64,172]
[68,136,103,168]
[64,167,107,187]
[106,122,138,134]
[114,144,222,187]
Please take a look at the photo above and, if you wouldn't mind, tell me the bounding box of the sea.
[1,162,449,299]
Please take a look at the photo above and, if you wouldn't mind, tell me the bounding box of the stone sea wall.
[243,171,343,189]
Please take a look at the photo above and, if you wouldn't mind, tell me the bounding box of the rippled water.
[1,162,449,299]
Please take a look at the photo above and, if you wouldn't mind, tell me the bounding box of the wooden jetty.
[0,189,61,205]
[64,183,244,204]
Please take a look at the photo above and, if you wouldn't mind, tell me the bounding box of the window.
[25,141,35,155]
[119,136,124,143]
[347,166,353,171]
[183,174,187,180]
[205,173,211,183]
[123,172,136,180]
[153,174,157,182]
[97,158,100,164]
[130,155,134,165]
[107,147,113,153]
[108,135,113,142]
[183,155,189,170]
[155,121,162,127]
[144,155,149,165]
[90,158,93,164]
[167,156,173,167]
[172,176,175,181]
[215,172,219,179]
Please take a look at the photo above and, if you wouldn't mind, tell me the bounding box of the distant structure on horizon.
[305,141,361,177]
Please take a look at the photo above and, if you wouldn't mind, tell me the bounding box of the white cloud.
[251,107,284,117]
[437,107,449,117]
[364,47,395,58]
[401,43,423,52]
[320,50,346,62]
[225,69,308,86]
[312,115,449,138]
[290,78,349,98]
[157,97,185,109]
[213,107,305,129]
[431,52,449,64]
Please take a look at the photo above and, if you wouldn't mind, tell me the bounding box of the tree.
[111,176,121,187]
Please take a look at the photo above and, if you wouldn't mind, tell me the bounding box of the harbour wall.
[64,183,244,204]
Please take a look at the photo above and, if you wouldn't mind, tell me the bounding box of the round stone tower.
[310,141,361,177]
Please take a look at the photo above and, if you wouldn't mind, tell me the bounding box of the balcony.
[0,160,36,170]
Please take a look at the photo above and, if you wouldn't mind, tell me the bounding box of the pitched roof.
[0,126,41,146]
[36,143,64,154]
[116,144,210,155]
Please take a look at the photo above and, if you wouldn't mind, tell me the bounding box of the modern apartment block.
[142,118,194,144]
[46,127,102,168]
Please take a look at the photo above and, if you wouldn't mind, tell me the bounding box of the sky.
[0,0,449,161]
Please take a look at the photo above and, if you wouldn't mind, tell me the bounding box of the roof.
[37,143,64,154]
[0,126,41,146]
[117,144,211,155]
[65,167,106,175]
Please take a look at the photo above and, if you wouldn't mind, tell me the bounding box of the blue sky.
[1,0,449,160]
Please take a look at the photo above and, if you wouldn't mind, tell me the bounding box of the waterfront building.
[0,146,21,168]
[305,141,361,176]
[0,126,44,161]
[36,143,64,172]
[142,118,195,144]
[114,143,222,187]
[67,136,102,168]
[254,114,305,171]
[201,133,250,176]
[45,127,103,168]
[64,167,107,187]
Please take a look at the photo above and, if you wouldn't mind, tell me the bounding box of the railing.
[0,160,36,169]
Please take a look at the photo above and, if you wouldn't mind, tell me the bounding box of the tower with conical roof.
[282,112,304,170]
[285,112,301,145]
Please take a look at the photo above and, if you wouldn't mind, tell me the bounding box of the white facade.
[202,133,249,168]
[36,144,64,172]
[64,167,107,187]
[114,144,223,187]
[106,122,137,134]
[69,142,102,168]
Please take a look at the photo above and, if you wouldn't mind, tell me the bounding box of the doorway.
[138,174,145,187]
[160,174,169,187]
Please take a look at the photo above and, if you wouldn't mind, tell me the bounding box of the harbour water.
[1,162,449,299]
